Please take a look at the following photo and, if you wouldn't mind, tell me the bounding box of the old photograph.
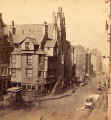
[0,0,110,120]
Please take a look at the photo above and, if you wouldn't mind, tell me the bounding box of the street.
[0,74,108,120]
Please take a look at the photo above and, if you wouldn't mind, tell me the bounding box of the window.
[27,54,32,65]
[11,69,16,78]
[0,67,4,75]
[38,71,44,78]
[38,71,46,78]
[61,54,64,64]
[38,71,42,78]
[12,55,16,64]
[39,55,45,70]
[26,69,32,78]
[25,42,29,50]
[47,47,50,50]
[39,55,42,62]
[39,55,45,63]
[2,67,7,75]
[43,71,47,78]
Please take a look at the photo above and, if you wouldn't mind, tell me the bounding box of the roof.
[19,37,37,45]
[45,40,57,48]
[7,24,45,44]
[7,23,55,44]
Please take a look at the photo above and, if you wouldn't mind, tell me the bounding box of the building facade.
[91,49,103,75]
[0,13,13,95]
[9,8,72,93]
[72,45,86,81]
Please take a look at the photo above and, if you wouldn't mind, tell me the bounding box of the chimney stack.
[12,20,16,34]
[58,7,62,13]
[12,20,14,27]
[0,13,5,27]
[52,11,57,24]
[44,21,48,38]
[0,13,2,20]
[62,12,65,25]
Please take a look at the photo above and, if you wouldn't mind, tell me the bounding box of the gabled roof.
[7,23,55,45]
[45,40,57,48]
[7,24,45,44]
[19,37,36,45]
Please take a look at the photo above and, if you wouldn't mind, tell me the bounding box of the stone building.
[71,45,95,85]
[71,45,86,82]
[0,13,13,95]
[91,49,103,75]
[9,8,72,93]
[85,49,92,76]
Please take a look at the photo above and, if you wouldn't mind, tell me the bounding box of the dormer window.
[25,42,29,50]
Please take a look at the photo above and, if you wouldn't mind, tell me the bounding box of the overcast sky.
[0,0,109,56]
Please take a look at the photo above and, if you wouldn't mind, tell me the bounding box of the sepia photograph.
[0,0,110,120]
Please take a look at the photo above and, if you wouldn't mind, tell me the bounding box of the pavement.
[40,89,74,101]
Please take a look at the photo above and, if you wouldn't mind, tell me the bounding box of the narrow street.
[0,74,108,120]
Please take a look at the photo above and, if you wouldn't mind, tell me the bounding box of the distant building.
[85,49,92,76]
[72,45,86,81]
[91,49,103,74]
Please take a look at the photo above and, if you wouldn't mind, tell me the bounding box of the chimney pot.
[12,20,16,34]
[58,7,62,13]
[44,21,48,38]
[0,13,2,19]
[44,21,47,25]
[12,20,14,27]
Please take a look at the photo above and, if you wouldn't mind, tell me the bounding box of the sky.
[0,0,109,69]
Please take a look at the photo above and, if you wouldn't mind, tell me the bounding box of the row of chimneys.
[11,20,49,36]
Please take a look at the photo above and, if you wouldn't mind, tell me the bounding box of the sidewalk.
[40,89,74,101]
